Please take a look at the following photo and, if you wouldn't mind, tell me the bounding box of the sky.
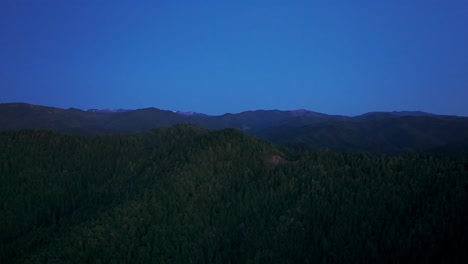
[0,0,467,116]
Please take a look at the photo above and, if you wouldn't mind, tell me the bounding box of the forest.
[1,125,468,263]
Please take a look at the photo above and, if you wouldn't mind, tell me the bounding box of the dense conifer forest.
[1,125,468,262]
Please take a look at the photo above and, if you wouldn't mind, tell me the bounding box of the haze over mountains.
[2,102,468,153]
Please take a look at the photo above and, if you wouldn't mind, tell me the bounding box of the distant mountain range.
[1,102,468,153]
[86,108,131,113]
[174,111,210,117]
[0,103,341,133]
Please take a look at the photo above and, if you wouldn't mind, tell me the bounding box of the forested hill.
[1,126,468,262]
[258,115,468,154]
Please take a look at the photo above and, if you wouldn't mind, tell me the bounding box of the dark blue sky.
[1,0,467,116]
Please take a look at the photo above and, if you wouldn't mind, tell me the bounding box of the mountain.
[1,102,468,153]
[1,127,467,262]
[0,103,339,134]
[0,103,194,134]
[355,111,436,121]
[86,108,131,113]
[258,115,468,154]
[100,107,190,134]
[175,111,209,117]
[0,103,112,134]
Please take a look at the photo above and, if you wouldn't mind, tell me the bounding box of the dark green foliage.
[1,126,467,263]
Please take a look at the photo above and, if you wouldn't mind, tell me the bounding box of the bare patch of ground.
[266,155,286,165]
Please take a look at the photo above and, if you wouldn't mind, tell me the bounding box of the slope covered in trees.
[259,116,468,154]
[1,126,468,262]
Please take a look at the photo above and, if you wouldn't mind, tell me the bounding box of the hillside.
[259,116,468,154]
[1,126,468,262]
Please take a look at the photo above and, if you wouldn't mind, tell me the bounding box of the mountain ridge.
[2,102,468,153]
[0,102,445,118]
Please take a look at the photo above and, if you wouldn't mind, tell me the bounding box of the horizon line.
[1,101,465,118]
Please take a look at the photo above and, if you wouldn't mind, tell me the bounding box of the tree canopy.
[1,126,467,263]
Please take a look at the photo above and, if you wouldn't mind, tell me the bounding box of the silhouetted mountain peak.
[390,111,435,117]
[356,111,436,121]
[290,109,310,115]
[86,108,131,113]
[175,111,209,117]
